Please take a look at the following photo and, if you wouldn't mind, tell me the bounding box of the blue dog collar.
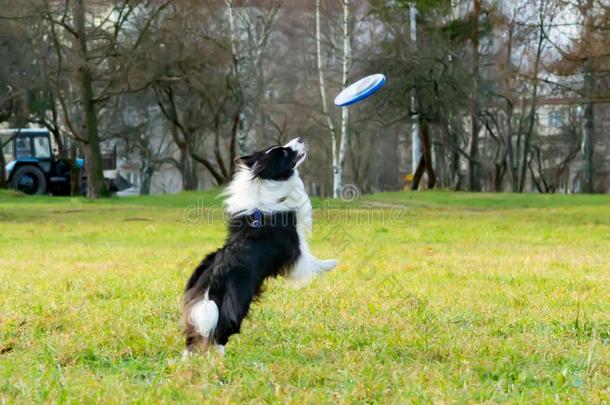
[251,209,262,228]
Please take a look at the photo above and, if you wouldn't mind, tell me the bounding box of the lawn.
[0,189,609,403]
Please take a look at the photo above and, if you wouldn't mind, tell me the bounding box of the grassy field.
[0,189,609,403]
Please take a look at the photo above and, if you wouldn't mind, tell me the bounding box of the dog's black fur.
[236,145,301,180]
[182,141,306,353]
[183,211,300,349]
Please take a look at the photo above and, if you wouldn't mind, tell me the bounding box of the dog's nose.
[297,137,303,144]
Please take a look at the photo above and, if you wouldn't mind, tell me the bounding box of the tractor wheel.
[10,166,48,195]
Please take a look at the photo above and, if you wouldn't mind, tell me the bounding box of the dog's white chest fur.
[224,169,336,281]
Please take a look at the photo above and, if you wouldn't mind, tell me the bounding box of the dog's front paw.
[318,259,338,272]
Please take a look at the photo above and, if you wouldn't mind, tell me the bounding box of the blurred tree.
[315,0,354,198]
[140,1,282,187]
[0,85,13,189]
[468,0,481,191]
[1,0,607,195]
[516,0,554,192]
[528,107,583,192]
[371,0,471,190]
[1,0,169,198]
[547,0,610,193]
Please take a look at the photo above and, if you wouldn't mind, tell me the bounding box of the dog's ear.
[234,154,257,168]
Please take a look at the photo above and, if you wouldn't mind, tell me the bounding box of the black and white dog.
[182,138,337,356]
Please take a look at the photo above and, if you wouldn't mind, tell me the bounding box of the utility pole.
[410,3,421,178]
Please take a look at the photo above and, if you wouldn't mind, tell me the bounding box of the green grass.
[0,189,609,403]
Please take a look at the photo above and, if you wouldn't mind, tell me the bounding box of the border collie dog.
[182,138,337,356]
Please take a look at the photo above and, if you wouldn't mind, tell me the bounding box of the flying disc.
[334,74,386,107]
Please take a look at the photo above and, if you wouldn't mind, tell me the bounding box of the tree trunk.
[581,57,595,193]
[140,174,151,195]
[494,161,507,192]
[49,127,66,160]
[139,160,152,195]
[0,133,7,189]
[315,0,351,198]
[517,4,545,193]
[334,0,351,198]
[225,0,247,156]
[0,146,6,189]
[47,90,66,160]
[422,119,436,189]
[315,0,338,197]
[74,0,106,199]
[411,119,436,190]
[411,155,426,191]
[69,143,81,196]
[1,84,13,188]
[499,23,514,193]
[181,145,198,191]
[468,0,481,191]
[581,102,594,193]
[82,142,105,198]
[451,150,461,190]
[410,3,421,177]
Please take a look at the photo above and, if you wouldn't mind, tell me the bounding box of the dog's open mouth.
[294,151,307,168]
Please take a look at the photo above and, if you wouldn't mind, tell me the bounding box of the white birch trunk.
[581,5,595,193]
[410,3,421,176]
[315,0,351,198]
[335,0,351,198]
[225,0,247,155]
[315,0,338,197]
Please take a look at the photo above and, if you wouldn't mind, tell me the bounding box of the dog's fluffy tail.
[182,289,219,354]
[190,291,219,337]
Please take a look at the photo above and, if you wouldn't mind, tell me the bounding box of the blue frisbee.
[334,74,386,107]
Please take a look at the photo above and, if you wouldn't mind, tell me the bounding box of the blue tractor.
[1,128,80,195]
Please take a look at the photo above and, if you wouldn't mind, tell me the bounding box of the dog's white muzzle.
[284,137,307,168]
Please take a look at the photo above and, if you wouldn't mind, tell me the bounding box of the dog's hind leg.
[182,289,219,357]
[183,332,204,359]
[215,345,226,356]
[182,252,221,357]
[213,281,252,349]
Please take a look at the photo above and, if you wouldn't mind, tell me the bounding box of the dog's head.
[234,137,306,181]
